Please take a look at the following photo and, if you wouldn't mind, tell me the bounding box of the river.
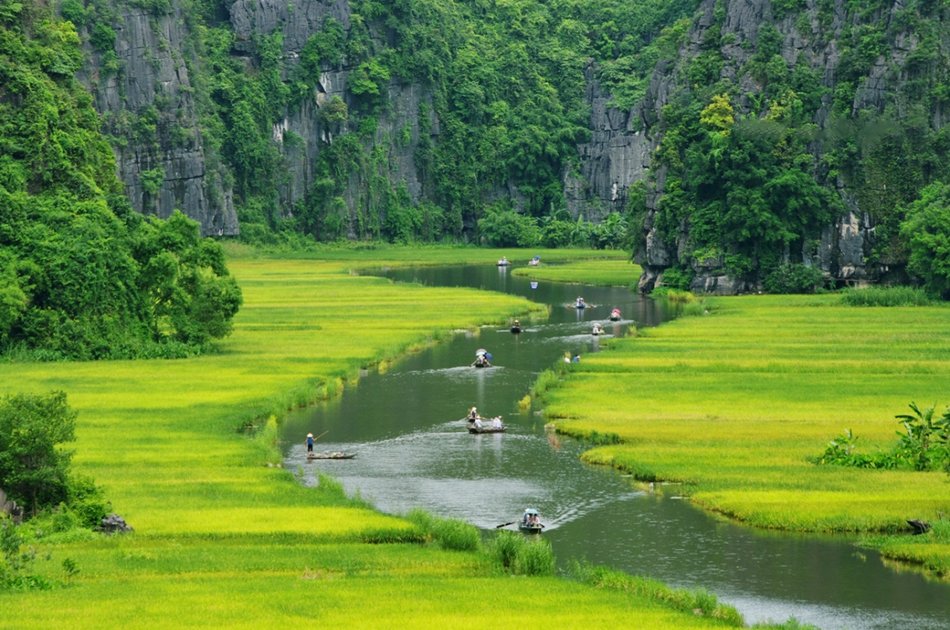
[281,263,949,629]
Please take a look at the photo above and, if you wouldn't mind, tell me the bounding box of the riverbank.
[1,246,765,628]
[537,289,949,580]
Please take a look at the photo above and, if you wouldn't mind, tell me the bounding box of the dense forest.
[3,0,950,299]
[0,1,242,359]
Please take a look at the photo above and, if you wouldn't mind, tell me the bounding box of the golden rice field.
[539,292,950,578]
[1,246,754,629]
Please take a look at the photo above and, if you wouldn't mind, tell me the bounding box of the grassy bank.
[512,258,642,287]
[1,246,757,628]
[538,291,950,579]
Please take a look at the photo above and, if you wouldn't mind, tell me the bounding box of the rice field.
[0,246,756,628]
[512,258,641,287]
[539,292,950,577]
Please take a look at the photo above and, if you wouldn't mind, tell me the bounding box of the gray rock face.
[78,4,238,235]
[230,0,350,55]
[590,0,943,294]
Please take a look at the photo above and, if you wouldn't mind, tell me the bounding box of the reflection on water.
[282,264,949,629]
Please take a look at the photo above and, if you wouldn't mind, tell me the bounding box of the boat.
[468,417,506,434]
[609,308,622,321]
[307,451,356,460]
[574,297,587,309]
[497,257,510,266]
[510,320,522,334]
[591,323,605,336]
[518,508,544,533]
[472,348,492,368]
[528,255,540,266]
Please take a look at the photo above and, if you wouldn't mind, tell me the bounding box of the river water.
[281,263,949,629]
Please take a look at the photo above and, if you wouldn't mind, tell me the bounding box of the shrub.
[763,263,826,294]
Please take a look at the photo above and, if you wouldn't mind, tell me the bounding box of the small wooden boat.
[307,451,356,460]
[468,417,505,433]
[518,508,544,533]
[591,323,605,336]
[510,323,521,334]
[573,298,587,309]
[528,256,540,266]
[497,257,510,266]
[468,424,506,434]
[609,308,622,321]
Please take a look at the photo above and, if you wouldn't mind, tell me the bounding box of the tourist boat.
[510,321,522,334]
[307,451,356,460]
[518,508,544,533]
[472,348,492,368]
[497,257,510,266]
[468,423,508,434]
[528,255,541,266]
[574,297,587,309]
[591,323,605,336]
[609,308,622,321]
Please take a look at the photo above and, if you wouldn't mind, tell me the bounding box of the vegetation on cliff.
[0,2,242,359]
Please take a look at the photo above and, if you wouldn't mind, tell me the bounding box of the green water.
[282,264,949,629]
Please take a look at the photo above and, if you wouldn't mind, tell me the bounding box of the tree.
[900,182,950,299]
[0,392,76,516]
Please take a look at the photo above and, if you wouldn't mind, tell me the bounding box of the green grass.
[511,257,639,286]
[537,291,950,577]
[0,247,747,628]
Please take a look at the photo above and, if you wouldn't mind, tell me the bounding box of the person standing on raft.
[306,432,315,453]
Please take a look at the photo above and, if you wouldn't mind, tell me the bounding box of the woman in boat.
[468,407,479,421]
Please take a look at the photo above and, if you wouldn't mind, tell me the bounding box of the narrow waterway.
[282,263,949,629]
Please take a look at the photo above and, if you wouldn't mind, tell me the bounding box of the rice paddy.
[0,246,759,628]
[538,291,950,577]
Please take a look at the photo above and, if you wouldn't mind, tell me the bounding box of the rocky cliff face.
[569,0,946,293]
[77,4,238,236]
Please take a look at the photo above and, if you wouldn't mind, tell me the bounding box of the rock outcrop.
[77,4,237,236]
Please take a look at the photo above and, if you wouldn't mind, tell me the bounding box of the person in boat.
[575,296,586,308]
[306,432,314,453]
[473,353,491,367]
[468,407,479,421]
[592,323,604,335]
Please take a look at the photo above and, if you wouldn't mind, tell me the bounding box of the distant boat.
[574,297,587,309]
[510,321,522,334]
[497,257,510,266]
[528,255,540,266]
[307,452,356,460]
[609,308,622,321]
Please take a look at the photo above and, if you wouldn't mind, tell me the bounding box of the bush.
[477,204,540,247]
[763,263,826,294]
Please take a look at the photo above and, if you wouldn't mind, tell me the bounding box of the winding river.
[281,263,949,629]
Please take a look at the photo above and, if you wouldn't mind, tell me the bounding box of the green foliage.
[0,391,75,516]
[0,520,53,591]
[763,264,826,294]
[0,2,241,359]
[485,531,555,576]
[477,203,540,247]
[405,509,480,552]
[815,403,950,472]
[840,286,933,306]
[899,181,950,299]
